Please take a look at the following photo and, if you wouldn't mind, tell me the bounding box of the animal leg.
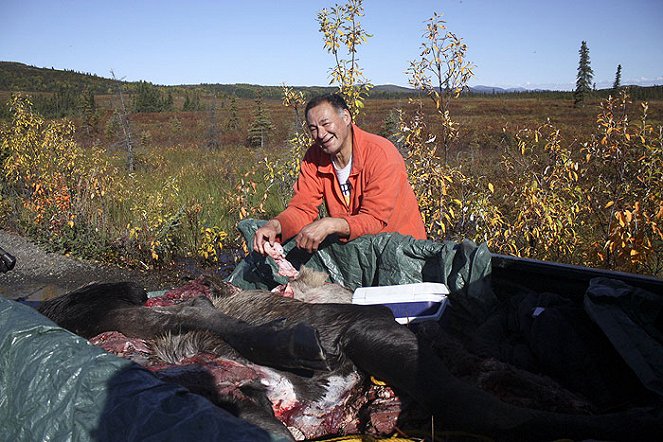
[40,285,333,372]
[169,297,335,371]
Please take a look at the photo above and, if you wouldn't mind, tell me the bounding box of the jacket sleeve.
[275,153,324,241]
[341,148,407,240]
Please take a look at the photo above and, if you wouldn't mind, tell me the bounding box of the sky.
[1,0,662,91]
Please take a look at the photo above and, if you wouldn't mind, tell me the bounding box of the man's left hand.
[295,217,349,253]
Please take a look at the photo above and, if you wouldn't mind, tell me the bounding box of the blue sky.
[2,0,662,90]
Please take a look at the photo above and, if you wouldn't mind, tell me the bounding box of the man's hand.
[253,219,282,255]
[295,217,349,253]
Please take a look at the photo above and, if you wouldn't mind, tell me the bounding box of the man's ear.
[342,109,352,125]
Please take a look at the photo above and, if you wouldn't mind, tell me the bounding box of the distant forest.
[1,61,662,119]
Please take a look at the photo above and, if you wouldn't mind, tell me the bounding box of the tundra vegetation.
[0,0,661,277]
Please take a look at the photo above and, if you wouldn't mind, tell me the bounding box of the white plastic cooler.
[352,282,449,325]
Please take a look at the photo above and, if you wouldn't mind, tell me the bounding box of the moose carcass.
[38,274,663,441]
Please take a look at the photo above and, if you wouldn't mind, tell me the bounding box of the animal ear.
[295,266,329,288]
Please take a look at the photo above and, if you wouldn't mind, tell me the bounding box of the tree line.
[3,57,663,121]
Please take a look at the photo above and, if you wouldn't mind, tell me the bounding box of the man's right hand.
[253,219,282,255]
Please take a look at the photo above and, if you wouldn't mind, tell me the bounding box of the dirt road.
[0,229,192,304]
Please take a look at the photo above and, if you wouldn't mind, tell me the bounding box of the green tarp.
[229,219,663,399]
[585,277,663,397]
[227,218,498,325]
[1,218,498,441]
[0,296,274,441]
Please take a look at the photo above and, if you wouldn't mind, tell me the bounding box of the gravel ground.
[0,229,197,302]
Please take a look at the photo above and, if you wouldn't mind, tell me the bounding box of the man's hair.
[305,93,350,119]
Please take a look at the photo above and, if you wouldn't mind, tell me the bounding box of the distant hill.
[372,84,417,94]
[0,61,424,99]
[2,61,661,101]
[0,61,121,94]
[0,61,393,98]
[468,85,550,94]
[470,85,506,94]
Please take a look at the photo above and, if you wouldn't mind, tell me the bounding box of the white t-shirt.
[333,156,352,205]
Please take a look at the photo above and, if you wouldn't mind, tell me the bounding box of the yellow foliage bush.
[198,226,229,263]
[124,175,189,265]
[0,95,118,254]
[402,89,662,276]
[498,122,586,262]
[0,95,232,267]
[583,91,663,274]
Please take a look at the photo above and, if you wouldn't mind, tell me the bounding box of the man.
[253,93,426,254]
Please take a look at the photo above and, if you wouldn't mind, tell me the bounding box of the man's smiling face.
[306,101,352,158]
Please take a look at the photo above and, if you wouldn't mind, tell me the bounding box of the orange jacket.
[276,124,427,242]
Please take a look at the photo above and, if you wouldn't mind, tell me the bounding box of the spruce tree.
[80,86,98,136]
[613,64,622,91]
[573,41,594,108]
[161,91,174,111]
[225,95,240,131]
[43,85,77,117]
[247,94,274,148]
[191,92,201,111]
[133,81,163,112]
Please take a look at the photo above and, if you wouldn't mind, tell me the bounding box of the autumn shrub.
[117,144,256,265]
[398,106,504,245]
[496,122,586,262]
[0,96,236,267]
[122,174,185,264]
[3,66,660,277]
[582,91,663,274]
[396,11,662,276]
[0,95,119,256]
[408,89,662,276]
[399,11,504,246]
[317,0,373,118]
[197,224,229,264]
[406,11,474,165]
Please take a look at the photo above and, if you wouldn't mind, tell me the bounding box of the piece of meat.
[264,242,300,279]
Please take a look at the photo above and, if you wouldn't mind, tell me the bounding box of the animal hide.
[39,276,663,441]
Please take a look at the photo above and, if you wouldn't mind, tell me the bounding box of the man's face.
[306,102,352,157]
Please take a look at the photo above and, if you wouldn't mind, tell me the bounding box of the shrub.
[0,95,119,256]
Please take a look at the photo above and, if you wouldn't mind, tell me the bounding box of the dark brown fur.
[39,279,663,441]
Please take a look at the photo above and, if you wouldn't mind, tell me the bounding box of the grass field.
[1,90,661,275]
